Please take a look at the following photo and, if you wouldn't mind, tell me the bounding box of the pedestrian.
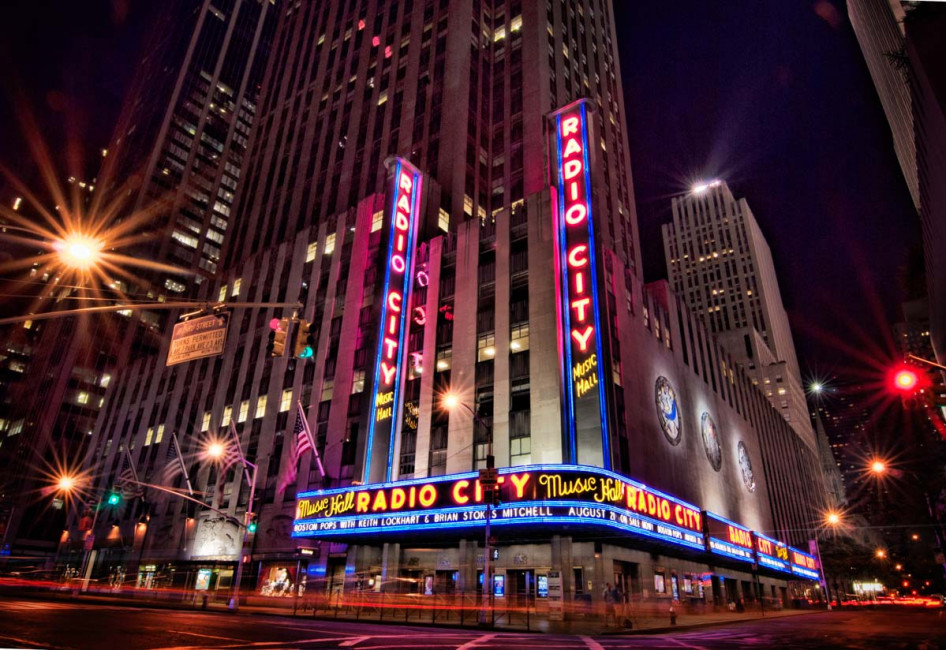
[603,583,615,626]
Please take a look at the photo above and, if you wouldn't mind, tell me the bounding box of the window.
[371,210,384,233]
[510,323,529,352]
[76,391,90,405]
[477,334,495,362]
[438,208,450,232]
[222,405,233,426]
[280,389,292,412]
[155,424,165,444]
[436,348,452,371]
[201,411,212,432]
[324,233,336,256]
[306,241,318,262]
[231,278,242,297]
[144,427,154,446]
[238,400,249,423]
[352,370,365,393]
[100,374,111,388]
[256,395,267,418]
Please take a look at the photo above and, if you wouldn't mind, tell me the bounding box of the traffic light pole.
[0,300,302,327]
[230,460,258,611]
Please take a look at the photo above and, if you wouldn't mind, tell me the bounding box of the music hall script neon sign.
[364,158,422,483]
[549,99,610,467]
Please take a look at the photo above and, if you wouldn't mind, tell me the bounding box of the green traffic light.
[299,346,314,359]
[247,522,258,533]
[107,492,121,506]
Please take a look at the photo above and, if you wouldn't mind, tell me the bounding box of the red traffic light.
[893,368,919,391]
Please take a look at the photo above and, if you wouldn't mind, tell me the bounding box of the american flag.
[161,432,194,495]
[277,401,322,494]
[115,449,143,499]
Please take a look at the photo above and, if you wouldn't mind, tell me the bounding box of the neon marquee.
[789,546,820,580]
[548,99,610,467]
[364,158,422,483]
[705,512,754,563]
[294,465,703,550]
[754,531,791,574]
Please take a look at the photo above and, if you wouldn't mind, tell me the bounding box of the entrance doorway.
[612,560,640,602]
[507,569,534,609]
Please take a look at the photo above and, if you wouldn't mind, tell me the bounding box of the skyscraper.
[0,0,276,556]
[847,0,919,211]
[79,0,822,612]
[662,181,814,450]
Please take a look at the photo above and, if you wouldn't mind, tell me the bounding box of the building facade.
[661,181,814,451]
[0,0,276,557]
[72,0,822,616]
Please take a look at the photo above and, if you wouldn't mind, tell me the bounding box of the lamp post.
[442,392,495,626]
[206,437,258,611]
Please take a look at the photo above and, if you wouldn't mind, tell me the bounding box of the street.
[0,596,942,649]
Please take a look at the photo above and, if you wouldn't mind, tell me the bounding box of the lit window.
[222,406,233,426]
[352,370,365,394]
[76,391,90,405]
[510,323,529,352]
[438,208,450,232]
[510,15,522,32]
[777,388,787,395]
[218,284,228,302]
[256,395,267,418]
[321,380,334,402]
[371,210,384,233]
[155,424,165,444]
[238,400,249,423]
[306,241,318,263]
[436,348,452,371]
[201,411,212,432]
[144,427,154,446]
[324,233,336,256]
[377,92,388,106]
[100,374,111,388]
[232,278,242,297]
[477,334,496,362]
[23,320,32,329]
[463,195,473,217]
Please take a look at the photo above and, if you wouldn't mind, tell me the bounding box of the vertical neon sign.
[364,158,423,483]
[549,99,611,469]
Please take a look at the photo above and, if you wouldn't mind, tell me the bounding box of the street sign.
[167,313,230,366]
[479,468,498,485]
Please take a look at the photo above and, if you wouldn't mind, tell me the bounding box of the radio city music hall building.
[78,0,825,615]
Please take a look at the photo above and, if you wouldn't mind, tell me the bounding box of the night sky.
[1,0,921,380]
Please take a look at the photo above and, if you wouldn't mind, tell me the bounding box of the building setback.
[662,181,814,452]
[74,0,822,614]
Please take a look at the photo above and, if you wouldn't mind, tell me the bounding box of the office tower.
[662,181,814,450]
[848,0,919,210]
[0,0,276,556]
[79,0,822,611]
[904,5,946,370]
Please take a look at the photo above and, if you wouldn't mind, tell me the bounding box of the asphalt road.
[0,596,942,649]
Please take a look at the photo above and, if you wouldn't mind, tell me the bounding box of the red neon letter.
[562,115,580,137]
[571,297,591,322]
[387,292,402,312]
[562,137,582,158]
[563,159,583,180]
[399,172,413,192]
[380,361,397,384]
[419,484,436,507]
[510,473,531,499]
[391,254,406,273]
[568,245,589,268]
[571,326,594,351]
[565,203,587,225]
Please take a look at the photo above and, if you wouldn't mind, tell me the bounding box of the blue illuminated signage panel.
[789,546,820,580]
[548,99,610,468]
[754,531,791,574]
[293,465,704,550]
[364,158,423,483]
[705,512,755,563]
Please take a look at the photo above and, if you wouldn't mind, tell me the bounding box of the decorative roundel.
[737,441,756,492]
[654,377,682,446]
[700,412,722,472]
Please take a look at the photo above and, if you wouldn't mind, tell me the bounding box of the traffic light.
[247,521,257,534]
[294,320,315,359]
[107,491,121,506]
[267,318,289,357]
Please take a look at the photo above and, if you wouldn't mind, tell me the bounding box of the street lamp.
[54,233,104,271]
[870,460,886,475]
[441,391,494,626]
[876,549,887,559]
[205,436,257,611]
[826,511,841,527]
